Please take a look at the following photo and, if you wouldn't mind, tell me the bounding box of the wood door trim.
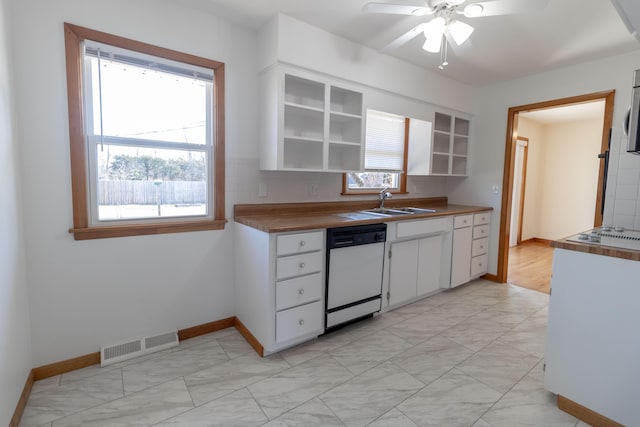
[497,90,615,283]
[9,370,34,427]
[516,137,529,245]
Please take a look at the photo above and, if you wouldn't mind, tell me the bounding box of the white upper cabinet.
[260,66,364,172]
[408,111,471,176]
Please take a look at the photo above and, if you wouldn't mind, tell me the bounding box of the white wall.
[519,118,603,241]
[447,49,640,275]
[0,0,33,423]
[10,0,255,366]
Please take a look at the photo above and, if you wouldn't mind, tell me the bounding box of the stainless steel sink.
[359,207,438,217]
[362,208,414,216]
[394,207,438,214]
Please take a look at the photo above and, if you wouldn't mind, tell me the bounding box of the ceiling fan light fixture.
[448,20,474,45]
[445,0,466,6]
[463,3,483,17]
[422,16,446,53]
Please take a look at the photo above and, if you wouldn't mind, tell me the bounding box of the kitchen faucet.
[379,187,392,208]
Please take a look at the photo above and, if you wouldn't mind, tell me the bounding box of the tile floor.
[20,279,589,427]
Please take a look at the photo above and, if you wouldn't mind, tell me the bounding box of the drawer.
[276,300,323,343]
[473,211,491,226]
[470,254,488,277]
[276,251,323,280]
[396,216,452,239]
[276,273,322,311]
[454,215,473,229]
[472,237,489,256]
[277,231,323,256]
[473,224,489,239]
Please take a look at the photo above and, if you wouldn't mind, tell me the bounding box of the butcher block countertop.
[234,197,493,233]
[551,238,640,262]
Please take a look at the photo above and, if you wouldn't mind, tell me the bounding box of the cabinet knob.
[481,230,485,234]
[480,245,484,249]
[299,289,305,295]
[299,319,305,326]
[299,240,306,247]
[299,262,306,268]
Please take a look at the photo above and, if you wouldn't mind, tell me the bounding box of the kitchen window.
[64,23,225,240]
[343,110,408,194]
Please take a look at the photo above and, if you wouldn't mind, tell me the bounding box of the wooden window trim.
[342,117,410,195]
[64,23,225,240]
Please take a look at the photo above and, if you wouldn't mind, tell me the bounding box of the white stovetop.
[566,227,640,251]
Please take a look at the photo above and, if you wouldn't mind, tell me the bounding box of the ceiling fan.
[363,0,549,69]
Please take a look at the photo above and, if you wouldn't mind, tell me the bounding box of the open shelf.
[283,139,323,170]
[284,74,325,110]
[328,143,361,171]
[330,86,362,116]
[329,113,361,144]
[284,105,324,140]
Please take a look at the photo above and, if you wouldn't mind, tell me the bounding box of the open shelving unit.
[432,112,469,176]
[260,68,364,172]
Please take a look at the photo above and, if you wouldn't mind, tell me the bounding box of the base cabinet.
[387,217,452,308]
[450,212,491,288]
[545,249,640,426]
[235,224,325,355]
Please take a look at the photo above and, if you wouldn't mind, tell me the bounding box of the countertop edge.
[551,239,640,262]
[234,203,493,233]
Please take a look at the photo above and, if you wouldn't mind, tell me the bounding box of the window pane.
[96,144,208,221]
[88,56,209,145]
[347,172,399,190]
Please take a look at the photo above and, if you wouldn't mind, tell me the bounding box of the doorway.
[497,90,615,287]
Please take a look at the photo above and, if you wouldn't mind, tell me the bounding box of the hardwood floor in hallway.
[507,240,554,294]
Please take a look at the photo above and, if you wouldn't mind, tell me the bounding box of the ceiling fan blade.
[382,22,429,51]
[363,2,433,16]
[465,0,549,17]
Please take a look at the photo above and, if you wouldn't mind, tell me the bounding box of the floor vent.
[100,330,179,367]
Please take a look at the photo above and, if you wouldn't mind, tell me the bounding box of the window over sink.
[342,109,408,194]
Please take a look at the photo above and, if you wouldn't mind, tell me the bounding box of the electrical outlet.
[258,183,267,198]
[492,184,499,194]
[309,183,319,197]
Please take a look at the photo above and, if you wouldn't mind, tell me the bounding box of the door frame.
[496,90,615,283]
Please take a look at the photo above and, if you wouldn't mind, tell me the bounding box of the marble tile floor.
[20,279,587,427]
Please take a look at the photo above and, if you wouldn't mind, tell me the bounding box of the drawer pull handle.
[299,319,305,326]
[299,289,305,295]
[299,240,306,247]
[299,262,306,268]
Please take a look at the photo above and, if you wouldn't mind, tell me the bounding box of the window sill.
[69,219,227,240]
[341,190,409,196]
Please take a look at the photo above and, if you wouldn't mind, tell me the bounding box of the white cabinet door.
[451,226,472,287]
[417,235,442,296]
[388,240,419,306]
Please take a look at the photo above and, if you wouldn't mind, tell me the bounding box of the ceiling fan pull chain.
[438,37,448,69]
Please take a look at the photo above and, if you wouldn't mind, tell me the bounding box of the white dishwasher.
[325,223,387,331]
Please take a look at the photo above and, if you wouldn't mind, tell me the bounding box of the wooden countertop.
[551,238,640,262]
[234,198,493,233]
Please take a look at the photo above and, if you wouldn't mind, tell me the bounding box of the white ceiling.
[520,100,606,124]
[178,0,640,86]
